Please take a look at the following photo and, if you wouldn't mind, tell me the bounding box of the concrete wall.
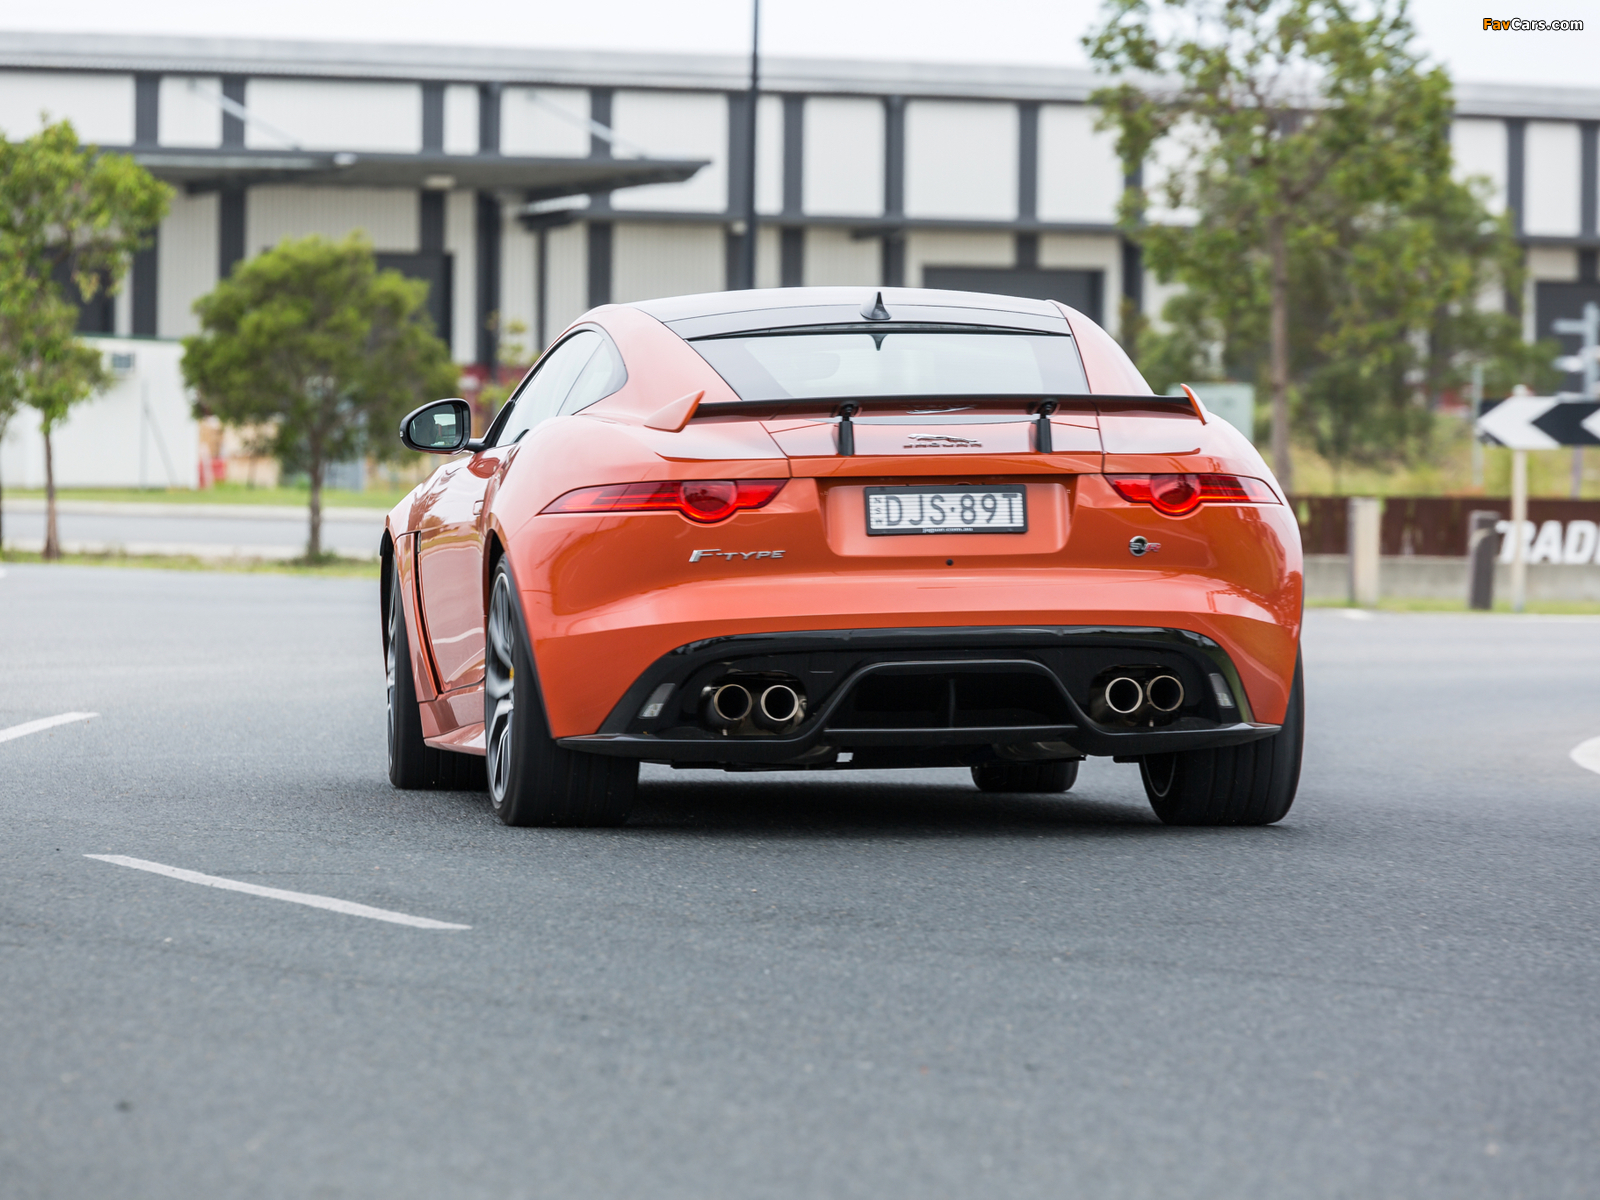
[0,338,198,490]
[1305,554,1600,603]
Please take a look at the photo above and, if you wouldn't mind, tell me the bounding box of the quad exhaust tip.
[703,680,807,733]
[705,683,753,729]
[1100,672,1185,720]
[1104,676,1144,716]
[1146,674,1185,714]
[754,684,802,730]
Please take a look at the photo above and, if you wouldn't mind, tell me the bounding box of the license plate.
[865,486,1028,535]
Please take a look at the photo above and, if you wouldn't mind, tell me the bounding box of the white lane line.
[0,712,98,744]
[1337,609,1375,621]
[1571,737,1600,776]
[85,855,471,930]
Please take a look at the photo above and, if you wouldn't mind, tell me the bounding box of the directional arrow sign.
[1477,397,1600,449]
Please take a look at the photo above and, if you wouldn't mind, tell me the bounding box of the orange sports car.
[382,287,1303,828]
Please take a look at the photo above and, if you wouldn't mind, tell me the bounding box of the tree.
[0,119,170,558]
[0,277,107,557]
[183,234,459,559]
[0,260,29,554]
[1087,0,1482,491]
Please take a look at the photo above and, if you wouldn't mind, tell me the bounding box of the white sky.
[5,0,1598,88]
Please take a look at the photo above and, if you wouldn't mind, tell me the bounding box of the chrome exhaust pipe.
[753,683,804,730]
[1103,676,1144,716]
[1146,674,1185,714]
[704,683,753,730]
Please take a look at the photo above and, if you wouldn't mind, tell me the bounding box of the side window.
[491,331,600,446]
[559,334,627,415]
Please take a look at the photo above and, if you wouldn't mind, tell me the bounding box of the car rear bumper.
[555,625,1280,767]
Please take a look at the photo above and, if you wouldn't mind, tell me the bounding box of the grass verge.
[0,549,380,578]
[5,483,409,509]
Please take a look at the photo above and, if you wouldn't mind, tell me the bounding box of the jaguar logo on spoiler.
[903,434,982,449]
[689,549,787,562]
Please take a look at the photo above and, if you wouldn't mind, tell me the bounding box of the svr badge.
[1129,536,1162,557]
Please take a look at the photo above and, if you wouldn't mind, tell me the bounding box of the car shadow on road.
[623,772,1164,837]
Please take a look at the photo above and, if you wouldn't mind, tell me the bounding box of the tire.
[1139,654,1304,826]
[386,565,487,791]
[484,559,637,826]
[971,759,1080,794]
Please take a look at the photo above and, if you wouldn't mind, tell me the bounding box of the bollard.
[1510,449,1528,613]
[1467,510,1502,610]
[1348,496,1381,607]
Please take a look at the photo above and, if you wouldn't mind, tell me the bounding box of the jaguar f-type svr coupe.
[383,287,1303,827]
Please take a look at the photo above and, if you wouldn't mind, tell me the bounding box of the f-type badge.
[1129,536,1162,557]
[689,549,786,562]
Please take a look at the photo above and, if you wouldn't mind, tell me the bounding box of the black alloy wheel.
[484,559,637,826]
[1139,654,1304,826]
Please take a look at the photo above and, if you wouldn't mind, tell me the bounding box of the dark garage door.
[921,267,1104,325]
[377,252,454,343]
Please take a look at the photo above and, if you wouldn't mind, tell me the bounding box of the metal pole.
[1511,448,1528,613]
[1470,361,1484,489]
[139,381,149,491]
[737,0,761,290]
[535,226,548,355]
[1580,301,1600,498]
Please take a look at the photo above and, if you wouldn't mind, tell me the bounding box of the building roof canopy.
[127,146,706,198]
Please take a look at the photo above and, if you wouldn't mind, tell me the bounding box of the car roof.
[628,286,1074,339]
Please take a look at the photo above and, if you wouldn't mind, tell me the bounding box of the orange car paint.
[388,297,1302,755]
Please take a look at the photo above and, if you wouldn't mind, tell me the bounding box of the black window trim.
[483,323,628,447]
[687,322,1078,343]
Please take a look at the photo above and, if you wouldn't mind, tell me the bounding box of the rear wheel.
[485,560,637,826]
[1139,656,1303,826]
[386,567,485,791]
[971,759,1079,794]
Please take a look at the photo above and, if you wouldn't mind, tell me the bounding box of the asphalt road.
[3,563,1599,1199]
[1,500,385,559]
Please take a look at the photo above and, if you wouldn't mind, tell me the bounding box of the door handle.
[472,499,484,516]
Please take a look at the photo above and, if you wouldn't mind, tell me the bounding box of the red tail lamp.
[542,479,787,523]
[1108,473,1278,516]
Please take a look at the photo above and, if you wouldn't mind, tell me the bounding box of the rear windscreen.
[689,329,1088,401]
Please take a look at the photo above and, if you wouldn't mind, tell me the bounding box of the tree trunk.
[1268,214,1293,493]
[307,454,323,561]
[43,425,60,561]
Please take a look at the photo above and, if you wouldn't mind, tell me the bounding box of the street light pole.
[737,0,761,290]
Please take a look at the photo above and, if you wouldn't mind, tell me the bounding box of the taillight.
[541,479,787,523]
[1107,473,1278,516]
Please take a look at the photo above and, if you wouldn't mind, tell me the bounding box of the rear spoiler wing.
[690,387,1207,456]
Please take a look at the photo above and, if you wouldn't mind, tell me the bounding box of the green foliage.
[1086,0,1536,486]
[0,119,171,318]
[0,279,108,433]
[182,233,459,556]
[0,119,170,555]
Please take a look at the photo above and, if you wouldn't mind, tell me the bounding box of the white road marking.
[1570,736,1600,776]
[84,855,471,930]
[1337,609,1375,621]
[0,712,98,744]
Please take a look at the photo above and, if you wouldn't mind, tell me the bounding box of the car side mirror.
[400,398,474,454]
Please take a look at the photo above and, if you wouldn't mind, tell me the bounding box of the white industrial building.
[1,31,1599,485]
